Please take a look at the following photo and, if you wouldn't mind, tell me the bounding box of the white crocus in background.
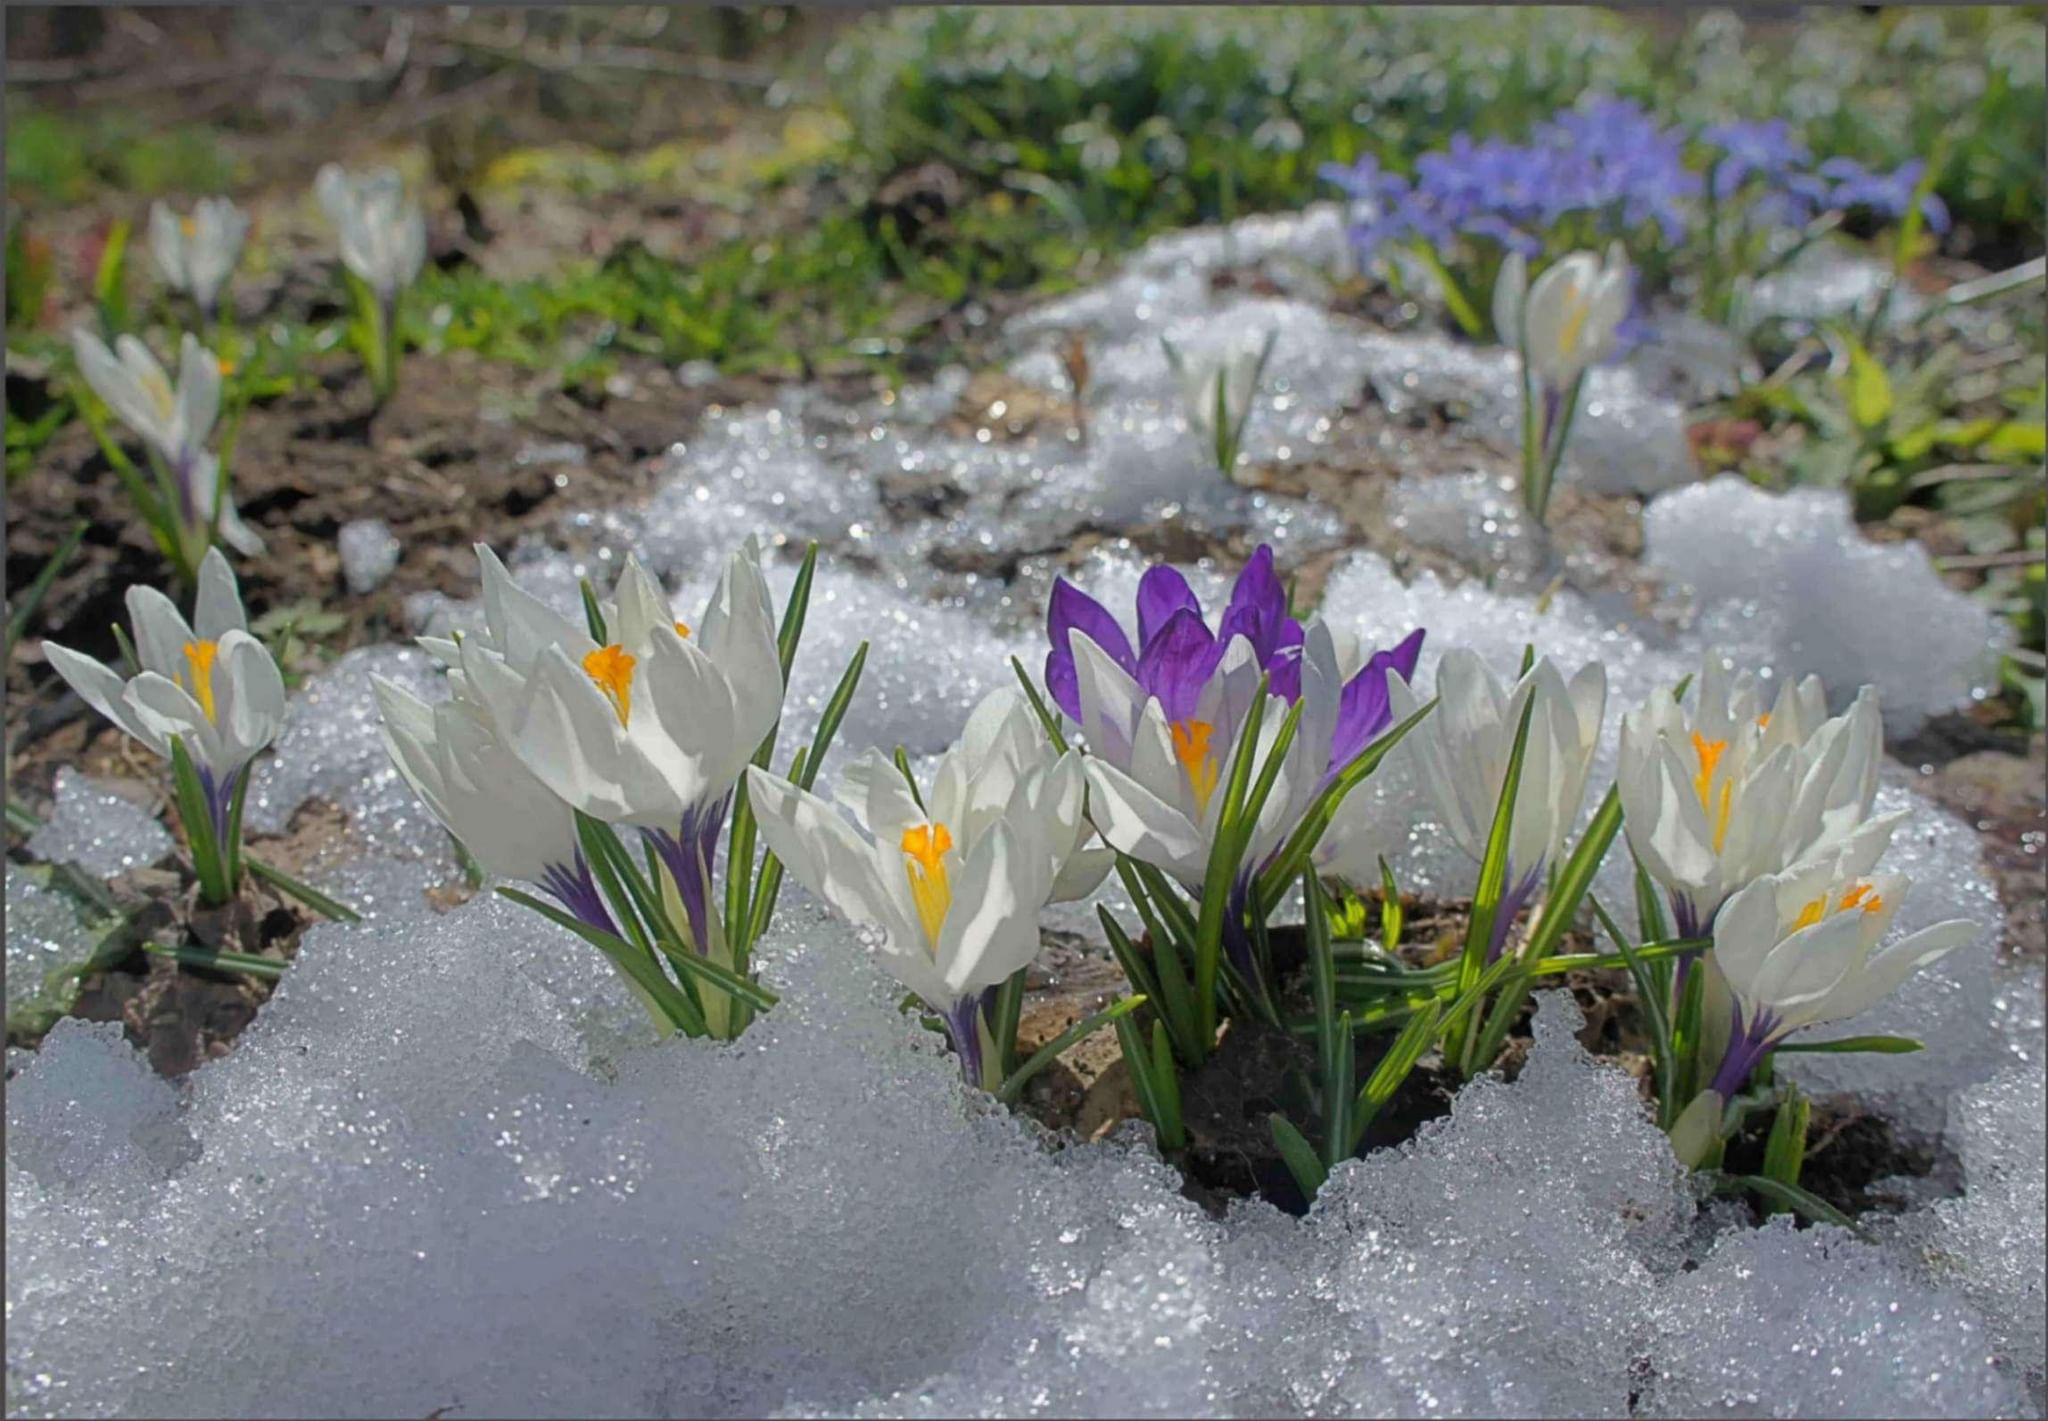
[69,328,266,562]
[41,550,285,904]
[1163,329,1276,476]
[1493,242,1631,524]
[148,196,250,319]
[1618,654,1886,940]
[747,688,1110,1087]
[315,163,426,401]
[1382,649,1606,961]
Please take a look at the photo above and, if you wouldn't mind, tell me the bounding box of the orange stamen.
[582,644,637,726]
[1171,719,1221,814]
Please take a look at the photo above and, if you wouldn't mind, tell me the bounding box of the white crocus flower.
[1495,244,1630,523]
[373,675,596,907]
[1698,850,1975,1101]
[42,549,284,832]
[70,329,265,556]
[1618,655,1886,938]
[1165,331,1274,474]
[746,689,1109,1085]
[148,197,249,316]
[1499,243,1631,390]
[72,328,218,473]
[1382,650,1606,960]
[315,163,426,305]
[453,542,783,952]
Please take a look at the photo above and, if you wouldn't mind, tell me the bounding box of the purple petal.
[1046,578,1135,722]
[1329,628,1426,771]
[1135,565,1202,650]
[1136,607,1224,724]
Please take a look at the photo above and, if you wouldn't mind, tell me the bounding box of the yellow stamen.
[182,640,220,723]
[900,822,953,948]
[218,357,236,376]
[1791,892,1830,932]
[1557,289,1592,357]
[673,620,692,639]
[1757,713,1771,729]
[1171,719,1221,815]
[1713,779,1733,853]
[1792,881,1883,933]
[582,644,637,726]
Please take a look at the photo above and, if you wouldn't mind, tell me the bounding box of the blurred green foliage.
[6,103,237,203]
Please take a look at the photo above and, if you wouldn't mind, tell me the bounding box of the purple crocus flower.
[1047,545,1424,794]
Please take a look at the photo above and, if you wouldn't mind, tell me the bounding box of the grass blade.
[143,941,284,981]
[5,519,85,656]
[995,995,1146,1105]
[246,856,362,923]
[1270,1113,1329,1199]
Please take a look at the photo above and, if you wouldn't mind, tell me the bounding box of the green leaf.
[1761,1083,1811,1207]
[142,941,285,981]
[1349,999,1442,1154]
[579,577,609,644]
[995,995,1147,1104]
[1771,1034,1924,1055]
[497,886,704,1035]
[1452,686,1538,1074]
[1377,856,1404,952]
[774,540,821,683]
[1269,1113,1329,1199]
[1009,655,1070,752]
[1590,894,1675,1119]
[1257,696,1437,906]
[168,737,229,906]
[1193,674,1273,1051]
[5,519,85,656]
[1727,1173,1865,1238]
[245,856,361,923]
[746,641,867,946]
[1844,335,1893,431]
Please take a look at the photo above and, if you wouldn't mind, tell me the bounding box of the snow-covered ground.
[8,208,2040,1418]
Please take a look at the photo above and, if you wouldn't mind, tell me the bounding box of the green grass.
[6,103,237,204]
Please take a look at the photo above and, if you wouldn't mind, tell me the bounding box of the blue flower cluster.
[1323,100,1949,266]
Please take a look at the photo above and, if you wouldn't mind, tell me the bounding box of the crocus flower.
[374,675,608,935]
[746,689,1110,1085]
[315,163,426,306]
[42,549,285,846]
[1383,651,1606,961]
[1495,243,1631,392]
[1046,547,1422,791]
[147,197,249,317]
[451,542,783,953]
[70,329,265,556]
[1698,850,1975,1100]
[1166,332,1273,473]
[1618,656,1886,939]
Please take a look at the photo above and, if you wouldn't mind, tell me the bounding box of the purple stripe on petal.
[1136,607,1224,724]
[1047,578,1136,723]
[1135,565,1202,649]
[642,794,731,952]
[539,852,619,937]
[938,987,996,1088]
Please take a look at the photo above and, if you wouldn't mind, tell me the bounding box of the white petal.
[193,547,248,639]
